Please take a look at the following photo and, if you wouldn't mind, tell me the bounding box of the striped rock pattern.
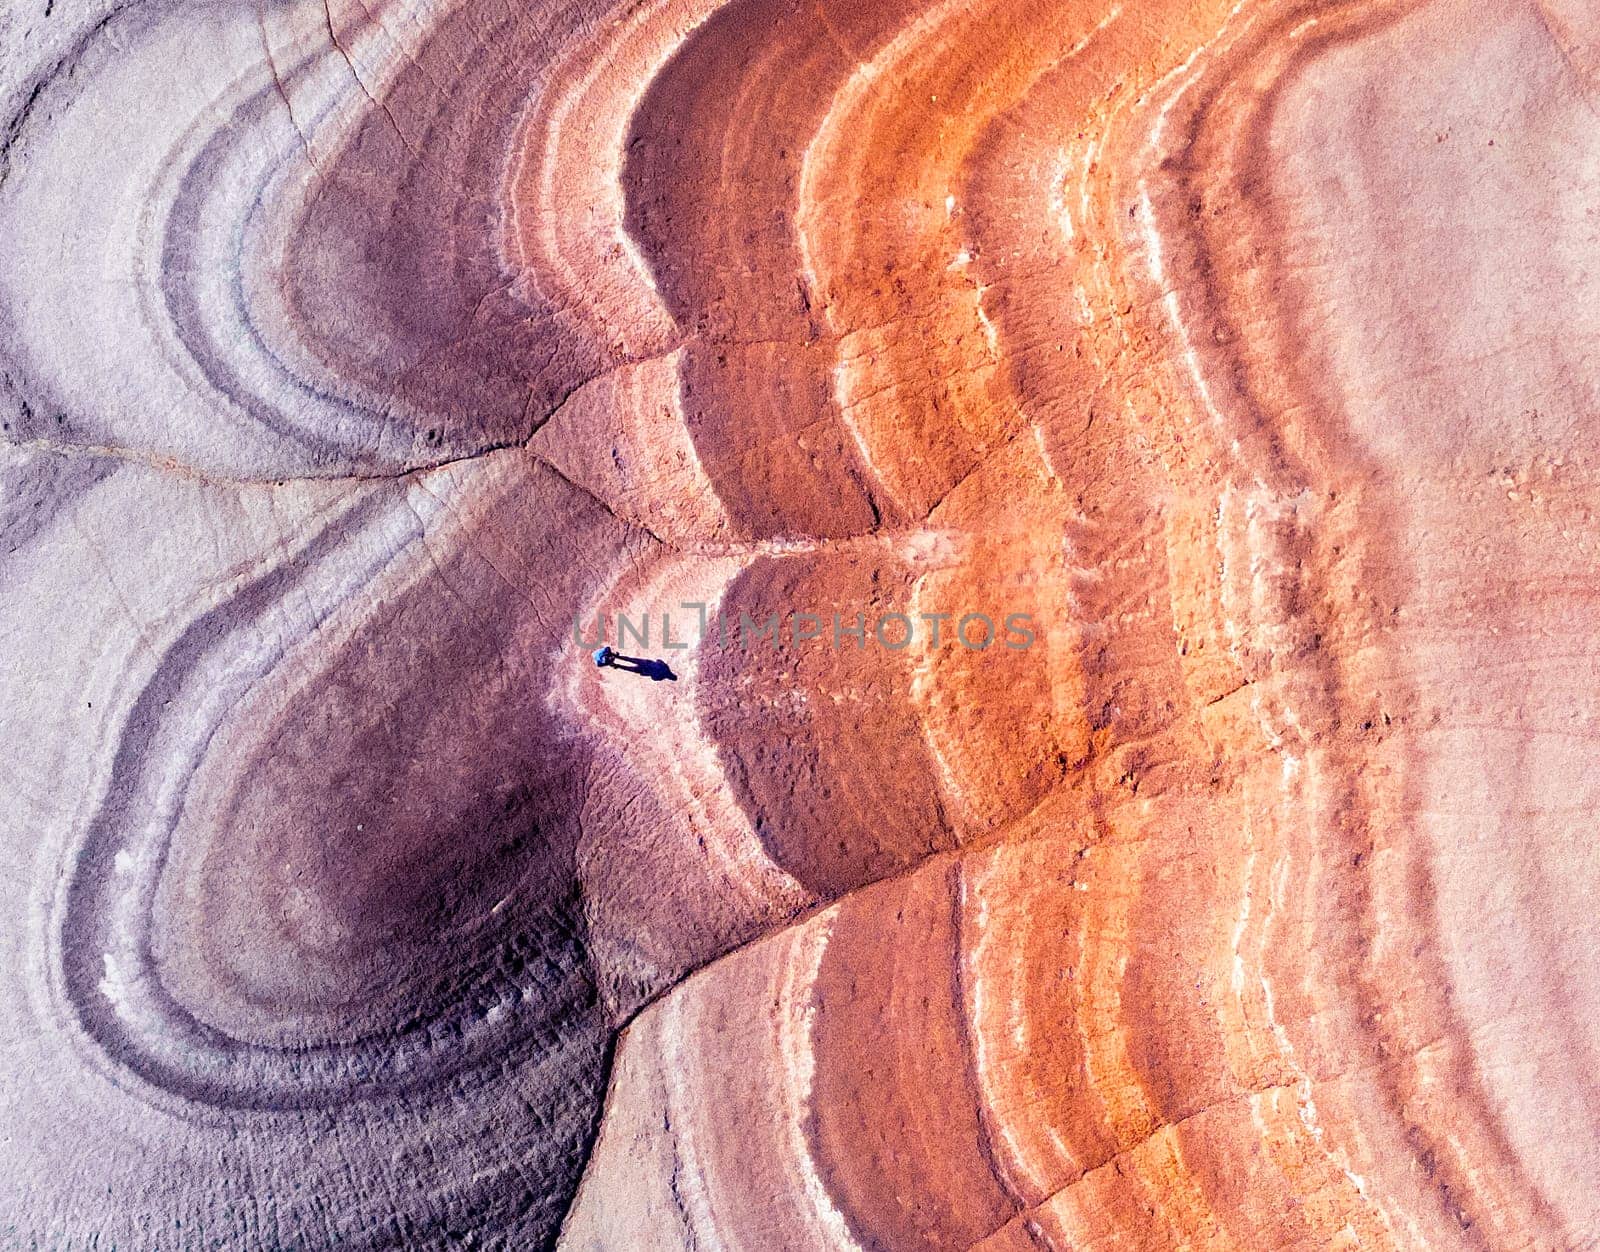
[1,0,1596,1246]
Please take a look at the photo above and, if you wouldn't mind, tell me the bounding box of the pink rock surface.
[0,0,1595,1246]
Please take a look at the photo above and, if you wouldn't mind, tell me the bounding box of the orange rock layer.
[0,0,1594,1246]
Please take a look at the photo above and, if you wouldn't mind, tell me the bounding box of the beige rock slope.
[0,0,1595,1246]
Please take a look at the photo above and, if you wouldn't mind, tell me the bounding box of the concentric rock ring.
[3,0,1596,1246]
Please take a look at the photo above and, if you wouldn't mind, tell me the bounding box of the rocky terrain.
[2,0,1596,1246]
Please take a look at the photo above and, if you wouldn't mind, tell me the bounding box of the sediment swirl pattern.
[1,0,1595,1245]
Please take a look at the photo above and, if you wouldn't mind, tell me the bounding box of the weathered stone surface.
[1,0,1594,1246]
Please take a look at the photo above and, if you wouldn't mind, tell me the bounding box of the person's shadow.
[593,647,678,681]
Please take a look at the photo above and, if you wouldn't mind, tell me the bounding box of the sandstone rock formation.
[1,0,1595,1246]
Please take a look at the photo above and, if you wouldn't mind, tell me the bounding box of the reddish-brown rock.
[0,0,1593,1246]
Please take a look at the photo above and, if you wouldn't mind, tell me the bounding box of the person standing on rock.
[592,645,677,682]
